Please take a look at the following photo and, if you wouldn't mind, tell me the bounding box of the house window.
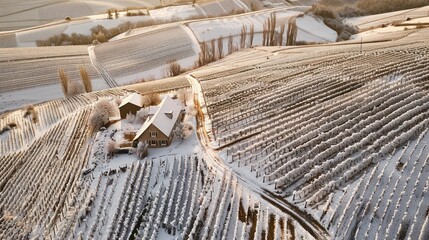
[150,140,157,146]
[160,140,167,146]
[150,131,157,138]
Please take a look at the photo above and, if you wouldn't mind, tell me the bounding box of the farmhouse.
[133,96,183,148]
[119,93,142,119]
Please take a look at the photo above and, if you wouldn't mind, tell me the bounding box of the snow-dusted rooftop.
[134,96,182,140]
[148,106,160,116]
[119,93,142,108]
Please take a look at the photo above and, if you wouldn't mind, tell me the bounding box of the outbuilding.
[119,93,143,119]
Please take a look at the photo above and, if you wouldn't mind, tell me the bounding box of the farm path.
[88,46,119,88]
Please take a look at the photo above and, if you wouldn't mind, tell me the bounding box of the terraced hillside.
[2,8,429,240]
[0,0,314,31]
[53,155,315,239]
[345,5,429,30]
[0,79,318,239]
[0,0,159,31]
[0,89,131,239]
[0,89,129,156]
[0,46,111,113]
[191,27,429,239]
[94,25,199,84]
[0,46,103,93]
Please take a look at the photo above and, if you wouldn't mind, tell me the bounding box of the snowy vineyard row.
[0,107,93,239]
[94,25,197,80]
[0,57,99,93]
[53,155,314,240]
[125,75,191,95]
[194,34,429,239]
[0,89,129,156]
[0,46,101,93]
[328,130,429,239]
[0,46,90,62]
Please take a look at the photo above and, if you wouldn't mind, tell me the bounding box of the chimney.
[165,111,173,119]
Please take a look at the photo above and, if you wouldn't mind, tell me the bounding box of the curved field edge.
[190,28,429,239]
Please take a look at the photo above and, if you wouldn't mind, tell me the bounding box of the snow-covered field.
[405,16,429,24]
[189,27,429,239]
[3,4,429,240]
[350,25,415,42]
[295,14,337,43]
[344,5,429,30]
[187,7,337,44]
[188,8,303,42]
[0,7,339,111]
[0,0,160,31]
[93,25,199,85]
[1,1,246,48]
[92,7,338,86]
[0,89,128,156]
[0,46,107,112]
[0,90,317,239]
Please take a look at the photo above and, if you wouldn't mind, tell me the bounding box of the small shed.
[119,93,143,119]
[133,96,183,148]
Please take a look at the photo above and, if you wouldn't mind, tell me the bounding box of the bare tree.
[136,108,149,123]
[93,31,107,43]
[148,93,161,106]
[263,13,277,46]
[269,13,277,46]
[141,93,161,107]
[278,21,286,46]
[68,81,85,96]
[197,41,210,67]
[126,113,136,123]
[176,89,188,106]
[240,24,247,49]
[249,23,255,47]
[210,39,216,62]
[286,17,298,46]
[228,35,234,54]
[186,105,197,116]
[217,37,224,59]
[136,141,148,159]
[141,95,152,107]
[31,108,39,123]
[79,66,92,93]
[89,111,105,129]
[123,122,134,134]
[23,104,34,118]
[114,97,122,106]
[262,22,267,46]
[58,69,69,96]
[24,104,39,123]
[89,99,117,129]
[181,122,194,139]
[173,122,184,138]
[167,60,183,77]
[106,139,117,158]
